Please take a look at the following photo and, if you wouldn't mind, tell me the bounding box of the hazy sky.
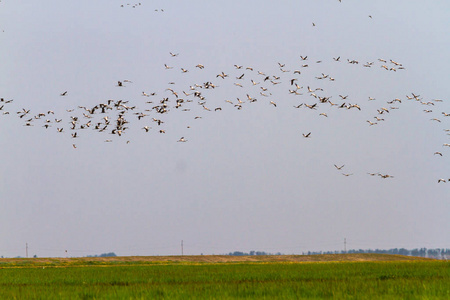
[0,0,449,257]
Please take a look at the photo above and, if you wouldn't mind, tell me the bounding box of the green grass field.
[0,255,448,299]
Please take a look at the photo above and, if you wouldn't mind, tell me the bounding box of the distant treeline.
[86,252,117,257]
[307,248,450,259]
[227,248,450,259]
[227,251,282,256]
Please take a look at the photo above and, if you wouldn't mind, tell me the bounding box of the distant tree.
[399,248,409,256]
[229,251,245,256]
[419,248,427,257]
[411,249,420,257]
[87,252,117,257]
[227,251,273,256]
[99,252,117,257]
[427,249,439,258]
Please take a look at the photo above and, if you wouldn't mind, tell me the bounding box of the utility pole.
[181,240,184,256]
[26,243,28,258]
[344,238,347,253]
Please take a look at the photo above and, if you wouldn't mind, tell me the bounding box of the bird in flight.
[379,174,394,179]
[216,72,228,79]
[302,132,311,138]
[334,164,345,170]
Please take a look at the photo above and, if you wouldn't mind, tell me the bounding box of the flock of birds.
[120,2,163,11]
[1,50,448,183]
[1,1,448,184]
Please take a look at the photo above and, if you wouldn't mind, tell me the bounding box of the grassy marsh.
[0,254,447,299]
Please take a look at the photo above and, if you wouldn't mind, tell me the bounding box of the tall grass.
[0,261,448,299]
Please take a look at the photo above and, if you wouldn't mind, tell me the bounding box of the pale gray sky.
[0,0,449,257]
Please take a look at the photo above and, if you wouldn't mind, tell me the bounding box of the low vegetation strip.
[0,259,447,299]
[0,253,433,268]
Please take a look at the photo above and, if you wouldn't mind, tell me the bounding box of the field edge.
[0,253,437,268]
